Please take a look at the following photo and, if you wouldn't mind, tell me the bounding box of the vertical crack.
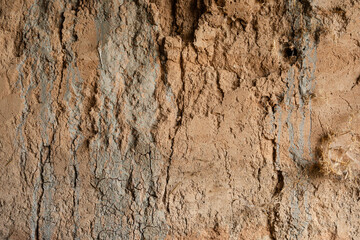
[216,71,225,101]
[267,211,277,240]
[272,139,284,196]
[71,136,80,240]
[35,146,46,240]
[163,48,185,214]
[268,124,284,239]
[60,2,83,238]
[171,0,178,35]
[163,134,176,213]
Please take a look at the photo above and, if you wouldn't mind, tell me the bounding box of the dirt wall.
[1,0,360,239]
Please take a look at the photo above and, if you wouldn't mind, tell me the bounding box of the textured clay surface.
[1,0,360,239]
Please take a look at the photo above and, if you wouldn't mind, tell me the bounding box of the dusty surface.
[1,0,360,239]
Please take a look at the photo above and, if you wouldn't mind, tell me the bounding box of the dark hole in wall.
[298,0,312,15]
[284,47,298,58]
[189,0,207,42]
[175,0,207,43]
[282,43,299,65]
[314,27,322,44]
[14,31,24,57]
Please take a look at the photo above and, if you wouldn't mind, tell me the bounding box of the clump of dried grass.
[317,131,360,178]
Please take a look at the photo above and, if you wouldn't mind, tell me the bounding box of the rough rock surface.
[1,0,360,239]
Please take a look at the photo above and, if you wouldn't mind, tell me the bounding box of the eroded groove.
[272,139,284,197]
